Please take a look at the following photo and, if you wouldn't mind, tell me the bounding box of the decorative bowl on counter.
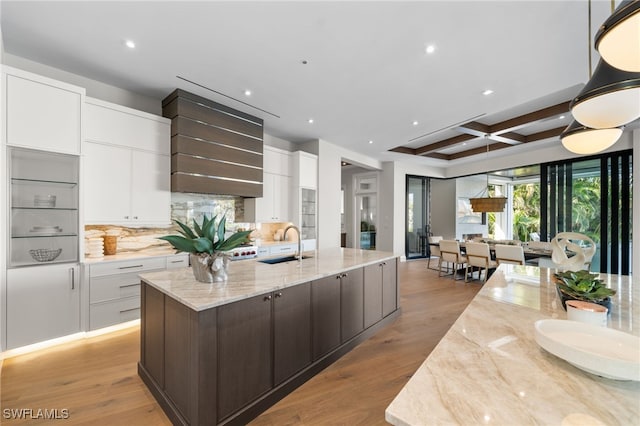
[534,319,640,381]
[29,248,62,262]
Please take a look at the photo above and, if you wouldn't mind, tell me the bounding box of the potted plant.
[553,270,616,311]
[159,214,252,283]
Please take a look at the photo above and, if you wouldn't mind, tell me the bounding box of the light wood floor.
[0,259,481,425]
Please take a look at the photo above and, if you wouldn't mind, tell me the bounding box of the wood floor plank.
[0,260,480,425]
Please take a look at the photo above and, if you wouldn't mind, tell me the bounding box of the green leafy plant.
[554,270,616,302]
[159,214,252,254]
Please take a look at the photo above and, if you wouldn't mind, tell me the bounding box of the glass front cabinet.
[9,147,79,267]
[300,188,316,240]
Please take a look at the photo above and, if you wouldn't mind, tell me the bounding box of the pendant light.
[595,0,640,72]
[561,0,624,154]
[561,119,623,154]
[469,139,507,213]
[570,59,640,128]
[570,0,640,129]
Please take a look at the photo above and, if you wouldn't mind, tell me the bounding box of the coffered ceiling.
[0,1,621,166]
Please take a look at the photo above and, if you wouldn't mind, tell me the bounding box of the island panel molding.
[162,89,264,197]
[138,248,400,425]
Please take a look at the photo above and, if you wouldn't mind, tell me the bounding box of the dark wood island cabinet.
[138,248,400,425]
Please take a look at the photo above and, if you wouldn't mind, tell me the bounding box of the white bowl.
[534,319,640,381]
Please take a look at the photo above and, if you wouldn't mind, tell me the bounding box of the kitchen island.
[138,248,399,426]
[386,264,639,425]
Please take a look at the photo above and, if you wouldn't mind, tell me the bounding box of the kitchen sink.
[258,255,311,264]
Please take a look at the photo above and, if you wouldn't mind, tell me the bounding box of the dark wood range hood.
[162,89,263,197]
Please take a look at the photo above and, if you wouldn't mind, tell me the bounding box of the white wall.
[429,179,457,241]
[0,19,5,352]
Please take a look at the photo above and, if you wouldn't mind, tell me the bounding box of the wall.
[0,17,5,352]
[429,179,457,241]
[301,139,383,250]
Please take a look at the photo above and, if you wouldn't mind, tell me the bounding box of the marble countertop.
[83,247,181,264]
[140,247,396,312]
[386,264,640,426]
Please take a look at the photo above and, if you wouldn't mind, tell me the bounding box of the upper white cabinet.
[244,146,292,223]
[83,98,171,226]
[84,98,169,155]
[3,66,84,155]
[292,150,317,189]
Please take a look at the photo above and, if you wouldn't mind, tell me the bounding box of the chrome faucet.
[283,224,302,260]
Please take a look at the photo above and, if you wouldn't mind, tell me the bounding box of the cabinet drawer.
[89,257,166,277]
[270,243,297,255]
[90,272,141,303]
[90,296,140,330]
[166,254,189,269]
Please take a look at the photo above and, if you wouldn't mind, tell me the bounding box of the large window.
[541,150,633,274]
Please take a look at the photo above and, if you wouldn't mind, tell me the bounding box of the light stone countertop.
[386,264,640,426]
[82,247,180,264]
[140,247,396,311]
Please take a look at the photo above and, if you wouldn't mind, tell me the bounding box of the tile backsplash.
[85,193,295,255]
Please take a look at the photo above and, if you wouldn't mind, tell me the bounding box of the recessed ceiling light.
[368,140,373,144]
[308,118,314,124]
[244,90,252,96]
[125,40,136,49]
[412,121,419,126]
[425,44,436,54]
[482,89,494,96]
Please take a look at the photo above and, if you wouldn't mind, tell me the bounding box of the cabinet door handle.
[119,307,139,314]
[170,260,184,264]
[120,283,139,289]
[275,292,283,298]
[70,267,75,290]
[119,265,143,270]
[133,216,138,219]
[264,295,272,301]
[336,275,341,280]
[124,216,129,219]
[341,273,348,278]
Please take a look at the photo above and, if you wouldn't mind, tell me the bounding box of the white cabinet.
[83,98,171,225]
[87,257,166,330]
[3,67,84,155]
[6,264,80,349]
[85,99,169,154]
[292,151,317,189]
[245,147,292,223]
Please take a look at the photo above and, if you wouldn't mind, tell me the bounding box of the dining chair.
[464,242,497,283]
[494,244,525,265]
[427,236,443,270]
[438,240,467,279]
[550,232,596,271]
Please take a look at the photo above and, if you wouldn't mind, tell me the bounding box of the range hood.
[162,89,263,197]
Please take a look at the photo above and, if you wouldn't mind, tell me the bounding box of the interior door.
[406,175,430,259]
